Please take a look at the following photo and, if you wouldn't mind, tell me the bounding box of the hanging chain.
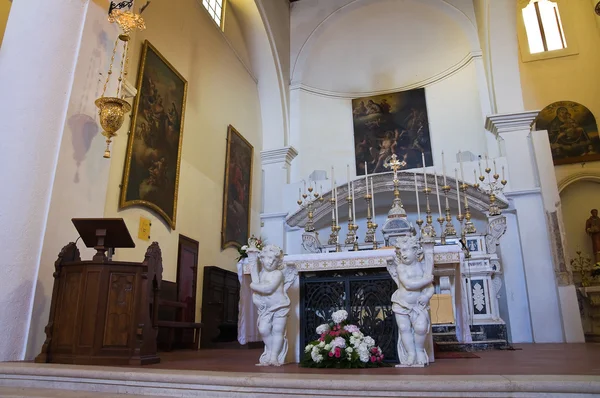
[101,36,120,98]
[116,38,128,98]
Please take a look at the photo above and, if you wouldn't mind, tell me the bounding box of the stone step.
[435,339,510,352]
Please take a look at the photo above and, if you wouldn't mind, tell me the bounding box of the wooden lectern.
[35,218,162,366]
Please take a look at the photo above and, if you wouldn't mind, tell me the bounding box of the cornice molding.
[503,188,541,198]
[261,146,299,166]
[290,52,481,99]
[485,111,540,137]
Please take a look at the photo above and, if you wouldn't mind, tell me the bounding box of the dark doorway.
[200,266,240,348]
[176,235,199,344]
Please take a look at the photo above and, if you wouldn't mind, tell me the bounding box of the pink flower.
[335,351,341,358]
[381,354,384,359]
[371,356,376,362]
[328,352,334,357]
[343,324,360,334]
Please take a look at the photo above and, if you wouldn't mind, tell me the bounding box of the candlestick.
[298,188,301,201]
[459,150,464,180]
[493,159,497,175]
[352,182,356,222]
[364,161,369,196]
[442,151,447,186]
[434,170,443,219]
[370,177,375,218]
[422,152,428,190]
[455,169,462,217]
[303,180,306,194]
[485,153,489,169]
[478,159,483,176]
[502,165,505,181]
[414,172,421,220]
[334,182,339,226]
[347,164,350,195]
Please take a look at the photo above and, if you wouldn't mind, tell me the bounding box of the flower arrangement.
[300,309,387,368]
[571,251,600,287]
[237,235,265,261]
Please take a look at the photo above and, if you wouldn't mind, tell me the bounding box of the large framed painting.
[534,101,600,165]
[120,40,187,229]
[221,125,254,249]
[352,88,432,175]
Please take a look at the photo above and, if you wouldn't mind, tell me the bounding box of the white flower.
[332,337,346,348]
[346,347,354,353]
[344,324,360,334]
[359,351,370,363]
[311,350,324,363]
[324,344,331,351]
[316,324,330,334]
[312,345,319,353]
[363,336,375,347]
[304,344,313,353]
[352,331,363,339]
[241,245,248,251]
[318,341,325,348]
[331,310,348,324]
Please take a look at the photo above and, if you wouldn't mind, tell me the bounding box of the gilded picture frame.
[120,40,188,229]
[221,125,254,250]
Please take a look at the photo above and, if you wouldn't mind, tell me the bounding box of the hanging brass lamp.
[95,2,147,158]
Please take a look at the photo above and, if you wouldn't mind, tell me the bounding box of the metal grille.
[300,269,398,362]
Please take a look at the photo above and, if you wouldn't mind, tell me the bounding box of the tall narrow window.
[522,0,567,54]
[202,0,224,29]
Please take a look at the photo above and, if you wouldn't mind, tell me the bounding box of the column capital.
[261,146,298,167]
[485,111,540,136]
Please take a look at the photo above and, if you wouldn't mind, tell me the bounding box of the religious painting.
[221,125,254,250]
[352,88,433,176]
[120,40,187,230]
[534,101,600,165]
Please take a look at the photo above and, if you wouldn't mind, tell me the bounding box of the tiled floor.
[139,343,600,375]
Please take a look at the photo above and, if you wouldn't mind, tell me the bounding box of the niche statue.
[388,236,435,367]
[249,244,297,366]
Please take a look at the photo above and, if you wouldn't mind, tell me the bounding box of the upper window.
[521,0,567,54]
[202,0,224,29]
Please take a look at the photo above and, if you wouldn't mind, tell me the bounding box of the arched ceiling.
[291,0,480,96]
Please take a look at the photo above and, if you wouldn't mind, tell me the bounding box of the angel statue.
[249,244,298,366]
[387,235,435,367]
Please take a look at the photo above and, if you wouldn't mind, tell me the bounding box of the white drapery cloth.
[236,258,260,345]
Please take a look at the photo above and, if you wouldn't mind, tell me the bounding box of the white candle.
[473,169,477,183]
[459,150,465,181]
[347,164,350,193]
[364,161,369,197]
[455,169,462,216]
[442,151,447,186]
[334,182,339,226]
[303,180,306,194]
[370,177,375,218]
[493,159,497,175]
[422,152,428,190]
[485,153,489,169]
[351,182,357,221]
[331,166,335,188]
[414,172,421,220]
[502,165,505,180]
[478,159,483,177]
[434,169,442,219]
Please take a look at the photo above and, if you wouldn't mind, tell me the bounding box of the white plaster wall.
[103,0,262,323]
[561,181,600,263]
[24,0,124,359]
[289,63,490,183]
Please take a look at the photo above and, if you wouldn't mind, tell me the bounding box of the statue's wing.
[282,263,298,292]
[386,257,400,287]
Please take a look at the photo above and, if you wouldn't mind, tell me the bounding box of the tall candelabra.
[345,191,358,248]
[327,195,342,252]
[364,192,378,249]
[297,183,324,232]
[460,182,477,235]
[441,183,457,240]
[476,159,508,216]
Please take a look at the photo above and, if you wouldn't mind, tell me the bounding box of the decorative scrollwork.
[108,0,134,15]
[300,269,398,362]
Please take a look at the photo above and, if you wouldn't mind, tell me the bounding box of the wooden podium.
[35,218,162,366]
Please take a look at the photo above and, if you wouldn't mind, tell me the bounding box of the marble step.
[433,331,485,342]
[435,339,510,352]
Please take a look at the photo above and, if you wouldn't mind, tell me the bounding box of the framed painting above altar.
[120,40,187,230]
[352,88,432,175]
[221,125,254,250]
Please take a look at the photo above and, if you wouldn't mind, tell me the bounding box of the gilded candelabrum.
[441,184,457,240]
[327,197,342,251]
[476,160,507,216]
[421,186,436,240]
[345,194,358,248]
[96,5,147,158]
[364,193,378,249]
[460,182,477,235]
[297,185,324,233]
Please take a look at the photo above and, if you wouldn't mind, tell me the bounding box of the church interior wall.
[101,0,263,327]
[0,0,11,47]
[517,0,600,235]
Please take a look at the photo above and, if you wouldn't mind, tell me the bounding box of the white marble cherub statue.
[249,244,297,366]
[387,235,435,366]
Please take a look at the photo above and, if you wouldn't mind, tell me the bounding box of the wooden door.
[177,235,199,322]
